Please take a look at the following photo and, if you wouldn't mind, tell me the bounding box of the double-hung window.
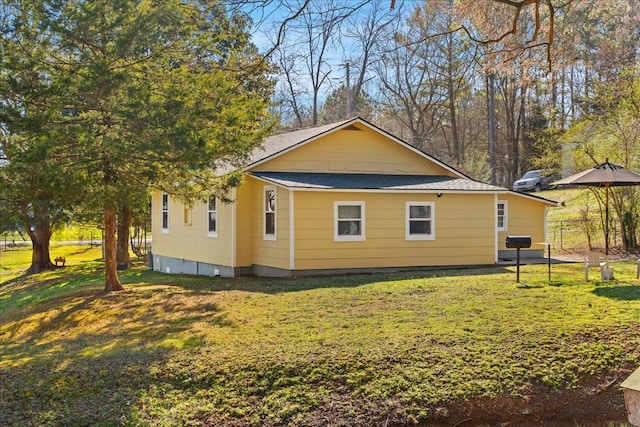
[208,196,218,237]
[161,193,169,232]
[335,202,365,241]
[497,200,507,231]
[406,202,434,240]
[264,187,277,240]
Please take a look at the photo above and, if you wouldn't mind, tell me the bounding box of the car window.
[522,171,540,179]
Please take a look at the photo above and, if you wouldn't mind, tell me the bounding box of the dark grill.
[505,236,532,249]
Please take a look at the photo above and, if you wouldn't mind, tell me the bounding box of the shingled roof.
[251,172,505,192]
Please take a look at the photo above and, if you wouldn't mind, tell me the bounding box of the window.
[335,202,365,241]
[161,193,169,232]
[497,200,507,231]
[208,196,218,237]
[183,205,192,226]
[406,202,434,240]
[264,187,276,240]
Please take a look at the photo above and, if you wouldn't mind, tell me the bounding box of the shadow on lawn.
[0,284,232,371]
[0,283,233,426]
[0,345,172,426]
[593,283,640,301]
[161,265,514,295]
[0,270,33,288]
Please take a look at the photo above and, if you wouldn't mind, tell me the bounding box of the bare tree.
[374,1,480,163]
[375,19,448,154]
[455,0,556,69]
[266,0,368,127]
[300,1,342,126]
[272,45,309,127]
[429,2,479,167]
[340,1,402,116]
[496,72,528,185]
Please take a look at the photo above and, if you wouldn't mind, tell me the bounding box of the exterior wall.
[149,122,553,277]
[497,193,548,258]
[235,179,254,269]
[150,190,235,273]
[291,191,496,271]
[254,126,456,176]
[249,178,291,271]
[151,254,241,277]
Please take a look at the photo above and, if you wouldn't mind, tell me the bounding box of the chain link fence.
[547,219,620,253]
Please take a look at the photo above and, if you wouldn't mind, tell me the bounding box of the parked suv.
[512,169,557,192]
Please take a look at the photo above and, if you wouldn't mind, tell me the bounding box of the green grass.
[1,246,639,426]
[51,224,103,242]
[545,188,598,222]
[544,187,615,252]
[0,243,103,283]
[0,224,102,247]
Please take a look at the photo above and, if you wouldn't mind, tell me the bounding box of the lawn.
[1,244,640,426]
[545,187,609,252]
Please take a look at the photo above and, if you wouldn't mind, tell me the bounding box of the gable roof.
[227,117,557,206]
[246,117,471,180]
[245,118,353,167]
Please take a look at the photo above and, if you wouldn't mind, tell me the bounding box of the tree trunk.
[622,210,637,250]
[447,68,460,166]
[446,32,461,167]
[27,228,54,273]
[487,73,496,185]
[117,204,131,269]
[23,208,54,273]
[104,203,124,292]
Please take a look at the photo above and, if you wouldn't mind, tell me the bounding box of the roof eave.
[508,190,558,206]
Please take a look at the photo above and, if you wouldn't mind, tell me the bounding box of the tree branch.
[261,0,312,60]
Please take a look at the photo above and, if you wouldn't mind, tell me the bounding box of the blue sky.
[237,0,418,117]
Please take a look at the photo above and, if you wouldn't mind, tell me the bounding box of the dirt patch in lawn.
[300,374,629,427]
[440,378,627,426]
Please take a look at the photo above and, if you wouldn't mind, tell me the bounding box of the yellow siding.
[248,177,291,270]
[151,118,554,275]
[151,184,551,274]
[234,180,254,268]
[292,192,496,270]
[254,125,456,176]
[497,193,548,251]
[151,190,234,266]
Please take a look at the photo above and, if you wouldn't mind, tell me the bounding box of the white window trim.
[334,201,365,242]
[264,186,277,241]
[161,193,169,233]
[207,196,218,238]
[405,201,435,241]
[497,200,508,232]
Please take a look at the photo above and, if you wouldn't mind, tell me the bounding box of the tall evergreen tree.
[0,0,274,290]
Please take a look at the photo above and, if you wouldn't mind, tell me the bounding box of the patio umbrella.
[551,158,640,255]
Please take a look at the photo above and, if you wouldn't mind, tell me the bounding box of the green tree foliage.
[560,68,640,251]
[0,0,274,289]
[0,131,83,272]
[318,85,375,124]
[527,99,562,173]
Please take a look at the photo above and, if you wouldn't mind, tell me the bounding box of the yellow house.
[150,117,556,277]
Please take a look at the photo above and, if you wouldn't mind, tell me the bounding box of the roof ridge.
[268,118,355,138]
